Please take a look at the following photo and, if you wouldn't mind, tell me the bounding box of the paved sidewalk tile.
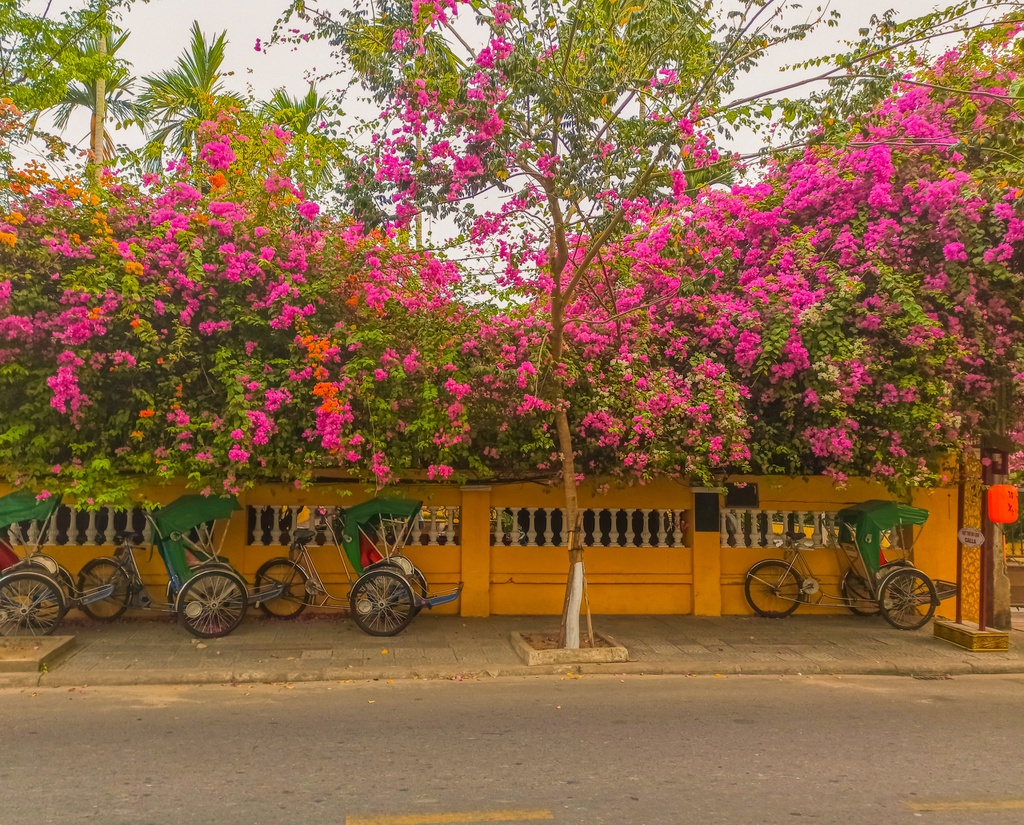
[2,612,1020,688]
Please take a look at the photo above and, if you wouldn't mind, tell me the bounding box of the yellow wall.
[2,475,959,619]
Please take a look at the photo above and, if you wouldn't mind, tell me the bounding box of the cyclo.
[743,500,957,630]
[253,497,462,636]
[0,491,117,636]
[75,494,289,638]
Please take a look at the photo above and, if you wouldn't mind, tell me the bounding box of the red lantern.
[988,484,1019,524]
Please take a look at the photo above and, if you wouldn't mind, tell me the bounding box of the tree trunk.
[555,403,585,649]
[91,8,107,174]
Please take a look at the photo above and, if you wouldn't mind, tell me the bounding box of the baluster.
[750,510,761,548]
[441,507,455,544]
[654,510,667,547]
[46,510,60,545]
[826,512,838,544]
[720,509,731,547]
[809,511,823,545]
[524,508,538,546]
[269,506,283,545]
[249,506,265,546]
[26,520,40,547]
[671,511,684,547]
[635,509,649,547]
[423,508,439,546]
[540,508,554,546]
[81,510,98,545]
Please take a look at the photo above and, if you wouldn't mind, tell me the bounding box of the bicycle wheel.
[373,557,428,613]
[877,567,937,630]
[76,557,131,622]
[254,558,308,619]
[0,570,66,636]
[841,569,880,617]
[349,568,416,637]
[176,569,248,638]
[744,559,804,618]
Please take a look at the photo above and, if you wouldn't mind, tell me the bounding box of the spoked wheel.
[744,559,804,618]
[349,569,416,636]
[373,556,428,614]
[841,569,880,617]
[76,557,131,622]
[176,569,248,638]
[877,567,937,630]
[0,570,66,636]
[254,558,308,619]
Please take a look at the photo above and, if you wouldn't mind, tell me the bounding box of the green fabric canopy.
[836,499,929,574]
[337,497,423,573]
[0,491,61,530]
[150,495,240,583]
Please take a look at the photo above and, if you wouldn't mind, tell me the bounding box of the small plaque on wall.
[725,483,759,508]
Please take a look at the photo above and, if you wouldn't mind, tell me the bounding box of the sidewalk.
[3,612,1024,688]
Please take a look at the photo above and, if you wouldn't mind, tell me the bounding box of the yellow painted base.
[933,620,1010,651]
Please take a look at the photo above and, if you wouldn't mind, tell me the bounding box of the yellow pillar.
[691,488,723,616]
[459,485,492,617]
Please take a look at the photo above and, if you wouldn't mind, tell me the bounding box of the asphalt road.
[1,674,1022,825]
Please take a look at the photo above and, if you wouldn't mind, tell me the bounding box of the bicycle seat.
[291,527,316,542]
[785,530,807,542]
[114,533,146,546]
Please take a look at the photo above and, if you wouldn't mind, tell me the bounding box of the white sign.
[957,526,985,547]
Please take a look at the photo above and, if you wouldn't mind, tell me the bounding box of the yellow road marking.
[909,800,1024,813]
[346,810,553,825]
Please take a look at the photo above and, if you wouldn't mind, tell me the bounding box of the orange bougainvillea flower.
[208,172,227,189]
[130,318,140,329]
[5,212,25,225]
[0,231,15,248]
[88,307,102,320]
[124,261,144,276]
[139,409,155,418]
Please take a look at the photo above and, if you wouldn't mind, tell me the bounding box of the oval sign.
[957,526,985,547]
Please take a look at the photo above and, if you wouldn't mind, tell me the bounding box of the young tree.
[138,22,244,161]
[280,0,1021,647]
[43,29,141,159]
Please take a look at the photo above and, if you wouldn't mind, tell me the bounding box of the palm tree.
[138,21,241,159]
[47,30,141,160]
[261,86,331,135]
[258,84,347,199]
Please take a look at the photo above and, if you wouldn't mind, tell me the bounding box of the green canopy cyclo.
[835,499,929,576]
[252,496,462,636]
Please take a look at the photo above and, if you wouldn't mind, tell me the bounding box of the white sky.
[31,0,954,154]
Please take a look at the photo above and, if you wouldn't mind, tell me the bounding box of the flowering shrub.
[0,113,470,503]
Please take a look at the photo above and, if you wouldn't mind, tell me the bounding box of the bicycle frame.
[286,515,357,608]
[769,533,877,606]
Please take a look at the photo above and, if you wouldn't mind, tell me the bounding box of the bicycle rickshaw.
[0,491,119,636]
[253,497,462,636]
[744,500,957,630]
[75,494,289,638]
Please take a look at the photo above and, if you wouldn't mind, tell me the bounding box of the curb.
[19,658,1024,688]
